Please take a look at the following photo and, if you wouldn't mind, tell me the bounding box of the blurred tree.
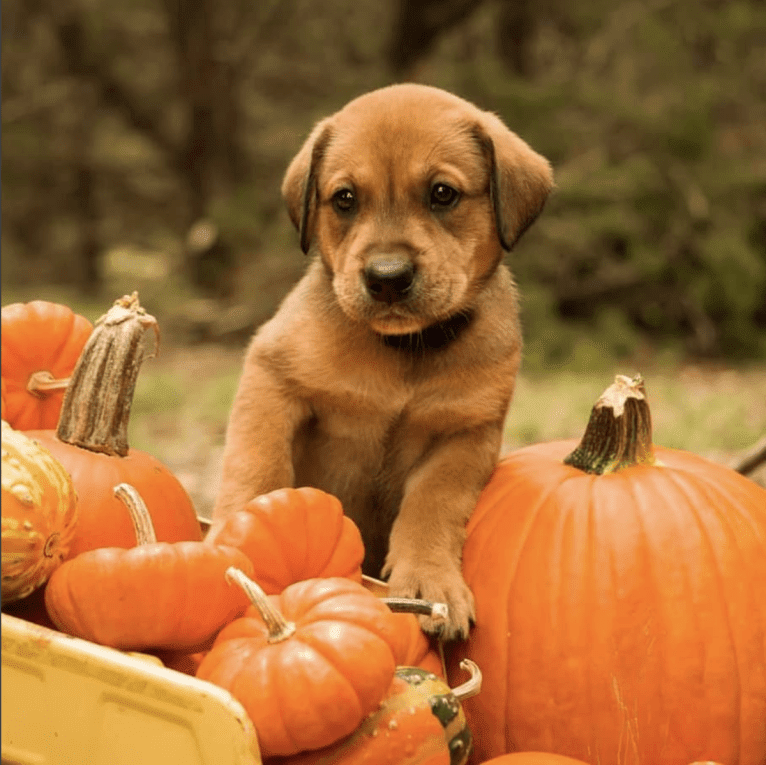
[387,0,542,79]
[2,0,764,360]
[387,0,483,78]
[186,219,236,300]
[495,0,537,77]
[51,7,102,292]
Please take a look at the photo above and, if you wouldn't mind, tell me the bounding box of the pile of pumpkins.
[2,294,765,765]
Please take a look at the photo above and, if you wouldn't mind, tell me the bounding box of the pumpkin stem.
[451,659,482,701]
[26,371,71,398]
[563,374,655,475]
[380,597,448,623]
[55,292,159,458]
[114,483,157,545]
[225,567,297,643]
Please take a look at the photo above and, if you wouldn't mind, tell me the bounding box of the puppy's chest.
[296,357,488,444]
[291,366,474,485]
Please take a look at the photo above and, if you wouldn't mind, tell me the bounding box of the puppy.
[214,84,553,639]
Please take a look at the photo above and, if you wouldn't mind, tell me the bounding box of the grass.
[3,283,764,516]
[506,365,766,456]
[123,344,766,518]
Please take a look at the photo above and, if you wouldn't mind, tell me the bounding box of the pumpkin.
[204,486,364,592]
[1,301,93,430]
[362,575,446,678]
[388,610,445,678]
[269,660,481,765]
[448,375,766,765]
[44,484,252,650]
[196,570,405,757]
[1,421,78,602]
[27,293,202,558]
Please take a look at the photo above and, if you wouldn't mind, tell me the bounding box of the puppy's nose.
[364,256,415,304]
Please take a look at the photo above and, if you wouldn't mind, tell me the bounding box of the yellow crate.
[1,613,261,765]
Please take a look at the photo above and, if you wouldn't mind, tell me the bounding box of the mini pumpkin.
[196,570,405,757]
[204,486,364,592]
[1,421,78,602]
[1,301,93,430]
[479,756,591,765]
[450,375,766,765]
[44,484,252,650]
[28,293,202,557]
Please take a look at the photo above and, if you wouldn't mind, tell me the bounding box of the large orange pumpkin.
[450,375,766,765]
[45,484,251,651]
[1,301,93,430]
[197,571,404,757]
[28,293,201,557]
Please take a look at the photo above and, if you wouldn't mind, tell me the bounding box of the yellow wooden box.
[1,612,261,765]
[1,514,260,765]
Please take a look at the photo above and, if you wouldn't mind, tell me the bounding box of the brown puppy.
[214,84,553,639]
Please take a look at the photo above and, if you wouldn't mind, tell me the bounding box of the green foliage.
[2,0,765,361]
[124,348,766,515]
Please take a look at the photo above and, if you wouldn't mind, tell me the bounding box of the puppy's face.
[282,85,553,335]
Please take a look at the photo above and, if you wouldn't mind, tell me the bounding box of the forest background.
[2,0,765,513]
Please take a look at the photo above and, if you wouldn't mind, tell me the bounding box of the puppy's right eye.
[332,189,356,214]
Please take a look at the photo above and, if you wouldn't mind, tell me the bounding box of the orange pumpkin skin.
[480,755,590,765]
[205,487,364,593]
[45,541,253,650]
[21,293,202,557]
[1,302,93,430]
[197,577,402,758]
[389,611,444,678]
[26,432,203,556]
[1,378,8,421]
[452,439,766,765]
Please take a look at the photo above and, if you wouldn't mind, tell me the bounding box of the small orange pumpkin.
[1,301,93,430]
[204,486,364,592]
[197,571,404,757]
[44,484,252,651]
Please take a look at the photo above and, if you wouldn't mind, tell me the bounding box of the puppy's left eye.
[332,189,356,214]
[430,183,460,209]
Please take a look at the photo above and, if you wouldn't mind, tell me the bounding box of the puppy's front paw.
[384,560,475,641]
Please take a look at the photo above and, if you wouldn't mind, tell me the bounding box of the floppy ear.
[281,118,333,254]
[473,114,554,251]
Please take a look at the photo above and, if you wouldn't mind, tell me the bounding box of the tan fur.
[214,84,553,639]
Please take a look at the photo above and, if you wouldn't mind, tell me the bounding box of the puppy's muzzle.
[364,255,415,305]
